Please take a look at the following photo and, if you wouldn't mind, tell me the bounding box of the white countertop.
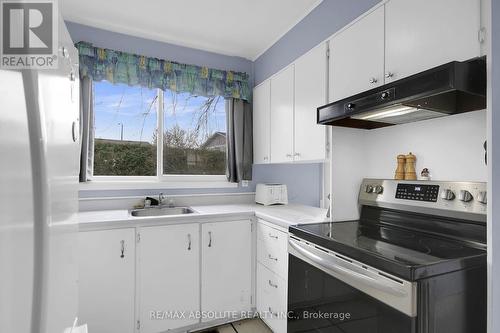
[78,203,328,231]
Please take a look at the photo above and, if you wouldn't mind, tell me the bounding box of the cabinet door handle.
[268,233,278,239]
[286,153,292,158]
[268,280,278,288]
[268,254,278,261]
[268,307,278,316]
[369,77,378,84]
[120,240,125,258]
[385,72,394,79]
[208,231,212,247]
[187,234,191,251]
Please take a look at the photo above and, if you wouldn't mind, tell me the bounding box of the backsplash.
[363,110,487,181]
[330,110,487,221]
[79,163,324,208]
[252,163,323,207]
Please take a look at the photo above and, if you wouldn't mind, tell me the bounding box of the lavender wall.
[78,163,323,207]
[67,0,382,207]
[252,163,323,207]
[67,22,322,206]
[253,0,380,85]
[69,0,377,208]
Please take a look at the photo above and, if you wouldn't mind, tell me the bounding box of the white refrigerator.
[0,16,80,333]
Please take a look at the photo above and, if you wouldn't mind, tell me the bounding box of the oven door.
[288,237,418,333]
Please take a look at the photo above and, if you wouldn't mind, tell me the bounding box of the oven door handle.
[289,239,408,297]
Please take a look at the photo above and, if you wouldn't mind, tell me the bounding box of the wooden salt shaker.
[404,152,417,180]
[394,154,406,180]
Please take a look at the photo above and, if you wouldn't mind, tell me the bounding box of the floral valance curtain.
[75,42,251,101]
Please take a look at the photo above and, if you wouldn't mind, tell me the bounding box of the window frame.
[87,86,233,188]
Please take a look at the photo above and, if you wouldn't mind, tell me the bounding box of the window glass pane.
[93,82,158,176]
[162,91,226,175]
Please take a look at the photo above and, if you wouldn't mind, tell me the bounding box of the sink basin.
[131,206,195,217]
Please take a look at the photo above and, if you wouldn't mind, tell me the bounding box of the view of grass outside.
[92,82,226,177]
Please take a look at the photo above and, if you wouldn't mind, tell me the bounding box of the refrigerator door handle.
[72,120,79,143]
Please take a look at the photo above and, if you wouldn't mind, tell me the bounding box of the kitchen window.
[92,81,227,182]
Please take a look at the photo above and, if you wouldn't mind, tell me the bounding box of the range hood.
[317,57,486,129]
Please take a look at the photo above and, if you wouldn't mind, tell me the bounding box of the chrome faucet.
[159,193,166,206]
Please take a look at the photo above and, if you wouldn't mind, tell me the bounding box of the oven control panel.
[395,184,440,202]
[358,179,487,223]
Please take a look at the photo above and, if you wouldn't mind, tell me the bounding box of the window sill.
[79,179,239,191]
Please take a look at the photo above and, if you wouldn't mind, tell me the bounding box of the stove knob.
[440,189,455,201]
[458,190,473,202]
[365,185,374,193]
[477,191,487,204]
[374,185,384,194]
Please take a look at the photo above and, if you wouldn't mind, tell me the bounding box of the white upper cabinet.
[139,224,200,333]
[201,220,252,320]
[330,6,385,102]
[294,43,327,161]
[253,80,271,164]
[270,65,295,163]
[385,0,481,82]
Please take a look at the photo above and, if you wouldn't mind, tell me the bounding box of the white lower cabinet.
[257,263,287,333]
[201,220,253,321]
[78,229,136,333]
[257,222,288,279]
[78,219,255,332]
[138,224,200,333]
[256,220,289,333]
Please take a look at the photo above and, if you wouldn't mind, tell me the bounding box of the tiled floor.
[195,319,273,333]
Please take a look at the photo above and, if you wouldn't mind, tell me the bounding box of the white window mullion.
[157,89,164,179]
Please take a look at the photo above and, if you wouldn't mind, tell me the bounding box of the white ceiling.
[61,0,322,60]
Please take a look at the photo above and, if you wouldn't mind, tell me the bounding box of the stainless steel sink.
[130,206,195,217]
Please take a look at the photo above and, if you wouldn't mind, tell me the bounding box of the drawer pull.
[120,240,125,258]
[268,254,278,262]
[268,233,278,239]
[268,280,278,288]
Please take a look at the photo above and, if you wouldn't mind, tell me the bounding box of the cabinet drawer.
[257,221,288,251]
[257,221,288,279]
[257,263,287,333]
[257,236,288,279]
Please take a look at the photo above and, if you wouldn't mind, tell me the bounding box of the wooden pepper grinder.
[394,154,406,180]
[404,152,417,180]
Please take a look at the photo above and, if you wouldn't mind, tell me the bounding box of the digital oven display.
[396,184,440,202]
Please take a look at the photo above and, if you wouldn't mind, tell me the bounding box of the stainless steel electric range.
[288,179,487,333]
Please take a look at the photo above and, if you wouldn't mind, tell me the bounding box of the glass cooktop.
[289,221,486,281]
